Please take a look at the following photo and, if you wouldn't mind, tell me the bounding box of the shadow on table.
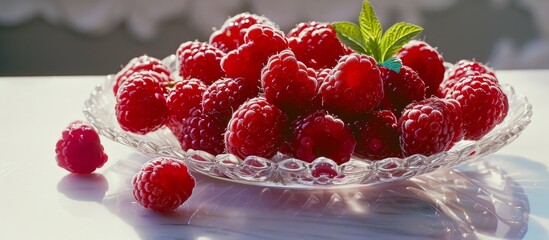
[67,154,549,240]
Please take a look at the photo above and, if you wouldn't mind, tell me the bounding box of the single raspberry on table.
[287,22,348,69]
[132,157,195,212]
[379,66,426,115]
[399,97,463,156]
[225,97,288,159]
[176,41,226,85]
[116,73,169,134]
[210,13,275,53]
[261,49,318,114]
[173,109,227,155]
[55,121,108,174]
[352,110,402,160]
[114,55,171,96]
[445,74,508,140]
[289,111,355,165]
[439,60,497,96]
[319,53,384,116]
[221,24,288,82]
[202,77,260,121]
[398,40,445,97]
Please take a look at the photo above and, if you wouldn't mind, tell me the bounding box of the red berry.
[380,66,426,114]
[210,13,275,53]
[440,60,497,96]
[289,111,355,165]
[445,59,496,82]
[225,97,288,159]
[352,110,402,160]
[319,54,384,116]
[116,73,169,134]
[221,24,288,82]
[167,79,207,122]
[176,41,226,85]
[261,49,318,113]
[399,97,463,156]
[173,109,226,155]
[398,40,445,96]
[445,75,508,140]
[132,157,195,212]
[55,121,108,174]
[202,77,259,121]
[114,55,171,96]
[288,22,348,69]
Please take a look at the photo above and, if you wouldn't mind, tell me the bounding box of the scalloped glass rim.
[83,57,533,188]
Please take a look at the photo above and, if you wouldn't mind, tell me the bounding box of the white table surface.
[0,71,548,240]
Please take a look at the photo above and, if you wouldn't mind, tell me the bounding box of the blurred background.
[1,0,548,76]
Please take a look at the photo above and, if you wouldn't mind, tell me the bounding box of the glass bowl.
[83,56,533,188]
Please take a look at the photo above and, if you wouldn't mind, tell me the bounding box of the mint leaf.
[379,56,402,73]
[332,22,367,54]
[380,22,423,61]
[359,1,382,43]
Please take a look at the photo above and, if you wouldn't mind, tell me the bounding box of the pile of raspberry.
[113,13,509,166]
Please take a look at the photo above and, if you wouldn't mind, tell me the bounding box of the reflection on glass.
[97,157,529,239]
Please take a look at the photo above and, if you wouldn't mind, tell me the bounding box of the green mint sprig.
[332,0,423,73]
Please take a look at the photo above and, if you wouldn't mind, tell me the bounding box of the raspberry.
[379,66,426,114]
[167,79,207,122]
[352,110,402,160]
[55,121,108,174]
[132,157,195,212]
[445,75,508,140]
[176,41,226,85]
[221,24,288,82]
[173,109,226,155]
[399,97,463,156]
[289,111,355,165]
[202,77,259,121]
[225,97,288,159]
[288,22,348,69]
[114,55,171,96]
[445,99,465,147]
[440,60,497,96]
[398,40,445,96]
[210,13,275,53]
[319,54,384,116]
[445,59,496,82]
[261,49,318,113]
[116,73,169,134]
